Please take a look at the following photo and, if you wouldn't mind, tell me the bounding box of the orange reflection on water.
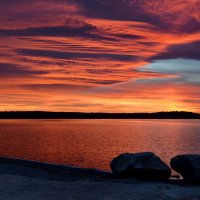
[0,119,199,171]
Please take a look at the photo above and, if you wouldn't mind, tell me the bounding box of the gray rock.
[170,154,200,184]
[110,152,171,180]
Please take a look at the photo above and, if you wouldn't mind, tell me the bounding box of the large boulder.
[110,152,171,180]
[170,154,200,184]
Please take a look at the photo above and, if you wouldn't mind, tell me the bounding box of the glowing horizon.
[0,0,200,112]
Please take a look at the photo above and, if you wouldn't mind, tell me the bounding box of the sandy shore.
[0,157,200,200]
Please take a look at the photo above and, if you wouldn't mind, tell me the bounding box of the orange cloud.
[0,0,200,112]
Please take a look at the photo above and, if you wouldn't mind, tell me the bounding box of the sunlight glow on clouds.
[0,0,200,112]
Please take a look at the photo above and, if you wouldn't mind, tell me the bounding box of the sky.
[0,0,200,112]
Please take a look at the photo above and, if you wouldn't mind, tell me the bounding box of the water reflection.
[0,119,199,171]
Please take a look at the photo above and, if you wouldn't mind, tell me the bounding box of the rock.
[170,154,200,184]
[170,174,181,179]
[110,152,171,180]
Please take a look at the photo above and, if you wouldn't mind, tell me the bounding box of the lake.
[0,119,199,171]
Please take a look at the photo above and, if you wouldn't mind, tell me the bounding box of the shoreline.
[0,157,200,200]
[0,156,111,181]
[1,111,200,119]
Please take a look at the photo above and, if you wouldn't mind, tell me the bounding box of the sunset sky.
[0,0,200,112]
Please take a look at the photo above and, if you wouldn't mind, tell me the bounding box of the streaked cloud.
[0,0,200,112]
[151,41,200,60]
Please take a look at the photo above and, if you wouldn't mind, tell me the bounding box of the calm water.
[0,119,199,171]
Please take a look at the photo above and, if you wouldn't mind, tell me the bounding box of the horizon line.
[0,110,199,114]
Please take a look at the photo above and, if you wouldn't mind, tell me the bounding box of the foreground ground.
[0,158,200,200]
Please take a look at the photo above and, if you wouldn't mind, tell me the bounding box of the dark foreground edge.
[0,156,185,186]
[0,157,111,181]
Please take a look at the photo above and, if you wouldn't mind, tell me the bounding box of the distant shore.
[0,157,200,200]
[0,111,200,119]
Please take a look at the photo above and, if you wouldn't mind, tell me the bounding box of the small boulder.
[170,154,200,184]
[110,152,171,180]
